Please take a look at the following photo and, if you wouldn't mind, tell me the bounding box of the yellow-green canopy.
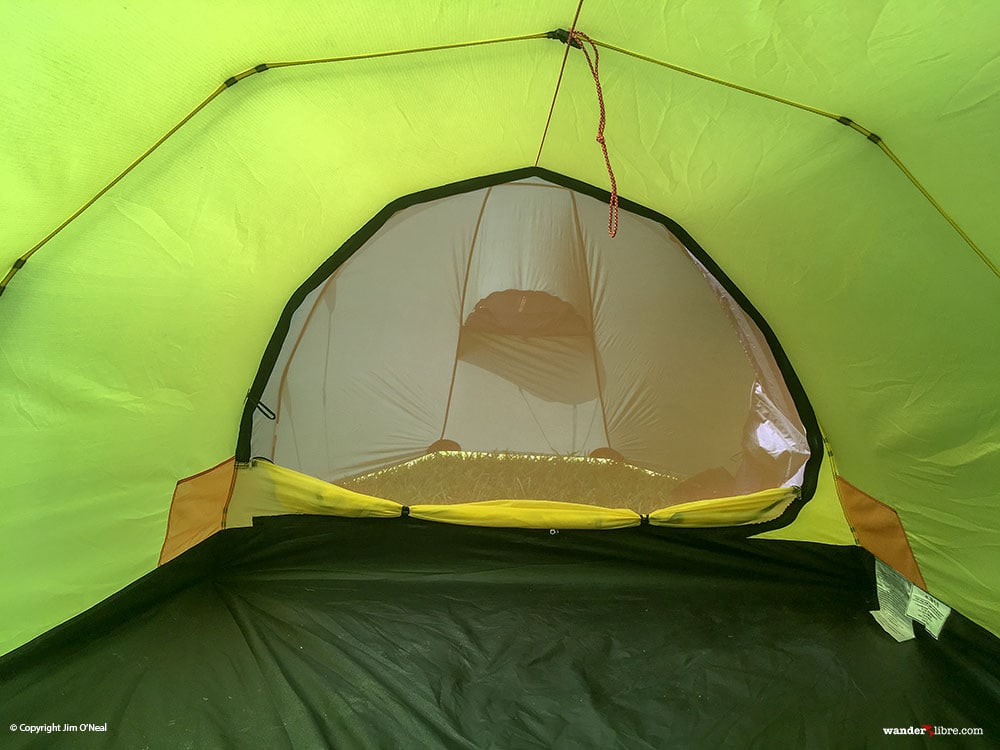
[2,1,999,654]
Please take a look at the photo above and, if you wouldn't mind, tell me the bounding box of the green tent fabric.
[2,516,998,747]
[2,0,999,665]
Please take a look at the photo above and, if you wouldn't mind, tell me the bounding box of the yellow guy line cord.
[0,32,547,299]
[534,0,586,166]
[5,29,995,297]
[0,84,225,297]
[592,38,1000,282]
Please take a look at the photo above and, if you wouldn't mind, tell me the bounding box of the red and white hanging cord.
[569,30,619,237]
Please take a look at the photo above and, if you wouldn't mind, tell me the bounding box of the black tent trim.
[236,167,823,535]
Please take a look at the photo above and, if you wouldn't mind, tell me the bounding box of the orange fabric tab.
[158,457,237,565]
[836,477,926,589]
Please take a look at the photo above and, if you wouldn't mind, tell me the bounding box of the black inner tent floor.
[2,515,998,749]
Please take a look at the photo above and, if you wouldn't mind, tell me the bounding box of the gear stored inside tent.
[2,2,1000,747]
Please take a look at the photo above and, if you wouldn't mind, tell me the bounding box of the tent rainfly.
[2,3,999,747]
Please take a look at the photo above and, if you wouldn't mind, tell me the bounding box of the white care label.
[870,559,951,641]
[906,586,951,639]
[870,559,916,642]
